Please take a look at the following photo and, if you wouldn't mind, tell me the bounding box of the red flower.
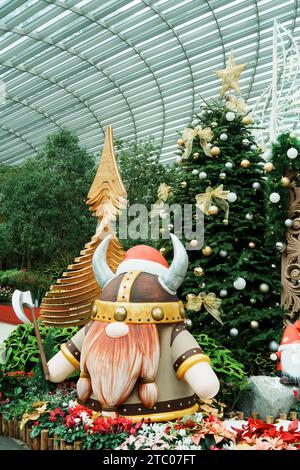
[34,421,39,426]
[65,415,76,429]
[293,390,299,399]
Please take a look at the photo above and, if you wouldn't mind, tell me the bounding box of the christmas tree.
[161,52,283,374]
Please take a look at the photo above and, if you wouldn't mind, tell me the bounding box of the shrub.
[2,324,78,373]
[0,269,51,302]
[194,333,249,410]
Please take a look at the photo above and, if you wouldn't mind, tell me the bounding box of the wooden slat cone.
[40,126,127,327]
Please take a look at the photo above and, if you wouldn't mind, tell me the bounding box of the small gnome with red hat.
[47,234,219,421]
[271,320,300,386]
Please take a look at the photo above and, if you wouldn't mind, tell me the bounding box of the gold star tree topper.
[215,51,247,96]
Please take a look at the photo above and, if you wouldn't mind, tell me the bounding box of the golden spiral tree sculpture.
[39,126,127,327]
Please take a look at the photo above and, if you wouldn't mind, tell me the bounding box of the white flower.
[68,400,77,409]
[178,429,187,437]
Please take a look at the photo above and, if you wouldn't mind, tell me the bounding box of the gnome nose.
[105,322,129,338]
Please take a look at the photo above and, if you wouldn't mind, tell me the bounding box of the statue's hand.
[183,362,220,399]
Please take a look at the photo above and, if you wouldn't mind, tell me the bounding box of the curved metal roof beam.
[0,23,137,140]
[44,0,166,150]
[141,0,195,118]
[0,59,105,136]
[246,1,261,100]
[5,93,63,130]
[204,0,227,68]
[0,123,39,156]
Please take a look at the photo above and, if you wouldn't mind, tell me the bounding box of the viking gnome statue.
[47,234,219,421]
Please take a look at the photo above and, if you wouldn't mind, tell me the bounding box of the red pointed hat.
[278,320,300,351]
[116,245,169,277]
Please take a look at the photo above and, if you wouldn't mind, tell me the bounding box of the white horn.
[158,234,188,295]
[92,234,115,288]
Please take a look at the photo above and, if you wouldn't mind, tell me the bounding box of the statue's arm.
[47,322,92,383]
[171,324,219,399]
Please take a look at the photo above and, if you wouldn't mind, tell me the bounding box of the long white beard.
[281,345,300,379]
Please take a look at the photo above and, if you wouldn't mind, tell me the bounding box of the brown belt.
[78,394,197,415]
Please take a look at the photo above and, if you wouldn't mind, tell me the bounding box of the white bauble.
[219,249,228,257]
[192,169,199,175]
[167,223,173,230]
[225,111,235,122]
[227,192,237,203]
[269,340,279,352]
[219,172,226,179]
[185,318,193,328]
[220,133,228,141]
[285,218,293,228]
[191,119,200,127]
[259,283,270,293]
[250,144,257,151]
[233,277,246,290]
[252,182,261,190]
[269,192,280,203]
[276,241,285,251]
[263,149,272,161]
[190,239,198,248]
[242,138,249,146]
[250,320,259,329]
[220,289,228,297]
[245,213,253,221]
[230,328,239,337]
[270,353,278,361]
[287,147,298,159]
[225,161,233,169]
[199,171,207,180]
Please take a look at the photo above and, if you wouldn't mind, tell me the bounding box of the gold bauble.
[202,246,213,256]
[264,162,274,172]
[281,176,291,187]
[211,146,221,157]
[159,247,166,255]
[92,304,98,315]
[177,138,185,146]
[114,306,127,322]
[151,307,164,321]
[242,116,253,125]
[193,152,200,160]
[194,267,204,277]
[248,242,256,248]
[208,205,219,215]
[180,181,187,188]
[240,159,251,168]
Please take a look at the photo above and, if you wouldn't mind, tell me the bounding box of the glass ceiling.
[0,0,299,165]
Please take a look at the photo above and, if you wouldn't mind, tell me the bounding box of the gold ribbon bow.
[196,184,230,221]
[157,183,173,202]
[181,126,214,159]
[186,292,223,324]
[226,94,248,114]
